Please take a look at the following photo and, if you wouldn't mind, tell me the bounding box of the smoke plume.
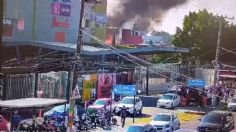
[108,0,188,32]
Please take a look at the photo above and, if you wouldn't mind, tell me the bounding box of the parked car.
[197,111,234,132]
[228,98,236,111]
[114,96,143,115]
[157,93,180,109]
[87,98,112,111]
[44,104,85,118]
[150,113,180,132]
[0,115,8,131]
[126,124,156,132]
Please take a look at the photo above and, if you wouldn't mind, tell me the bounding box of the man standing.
[120,105,127,128]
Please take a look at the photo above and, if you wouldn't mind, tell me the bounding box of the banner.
[82,74,97,101]
[97,73,116,98]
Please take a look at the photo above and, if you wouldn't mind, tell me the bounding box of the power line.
[220,47,236,56]
[81,29,195,80]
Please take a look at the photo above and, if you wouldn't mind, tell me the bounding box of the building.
[3,0,81,43]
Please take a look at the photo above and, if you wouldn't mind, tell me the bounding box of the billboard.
[82,74,97,101]
[97,73,116,98]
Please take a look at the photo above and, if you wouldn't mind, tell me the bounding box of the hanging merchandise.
[38,71,68,99]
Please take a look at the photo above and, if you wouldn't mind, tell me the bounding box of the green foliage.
[172,9,236,64]
[152,53,182,64]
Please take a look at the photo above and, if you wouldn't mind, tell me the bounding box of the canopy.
[0,98,67,110]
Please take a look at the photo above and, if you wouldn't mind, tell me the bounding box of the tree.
[172,9,236,64]
[151,53,182,64]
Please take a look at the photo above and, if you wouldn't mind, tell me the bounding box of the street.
[87,106,236,132]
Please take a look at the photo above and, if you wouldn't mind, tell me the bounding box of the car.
[87,98,113,111]
[157,93,180,109]
[43,104,85,118]
[228,98,236,111]
[197,111,234,132]
[150,113,180,132]
[126,124,156,132]
[114,96,143,115]
[0,115,8,131]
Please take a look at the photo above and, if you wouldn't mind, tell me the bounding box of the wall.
[3,0,81,43]
[195,68,215,86]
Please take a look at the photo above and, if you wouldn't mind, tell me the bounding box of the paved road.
[87,106,203,132]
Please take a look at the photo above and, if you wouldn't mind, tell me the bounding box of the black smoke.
[108,0,188,31]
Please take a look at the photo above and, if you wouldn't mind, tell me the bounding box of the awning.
[0,98,67,110]
[3,41,189,56]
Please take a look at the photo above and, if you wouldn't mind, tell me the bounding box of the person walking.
[11,111,22,131]
[120,105,127,128]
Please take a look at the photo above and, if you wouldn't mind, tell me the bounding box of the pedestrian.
[11,111,22,131]
[203,94,208,112]
[207,89,212,108]
[120,105,127,128]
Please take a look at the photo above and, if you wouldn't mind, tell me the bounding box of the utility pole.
[0,0,4,100]
[67,0,85,130]
[71,0,85,98]
[0,0,3,75]
[214,16,234,86]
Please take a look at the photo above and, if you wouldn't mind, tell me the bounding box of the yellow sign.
[82,74,97,101]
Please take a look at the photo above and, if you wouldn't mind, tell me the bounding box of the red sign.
[52,16,69,28]
[55,32,66,42]
[17,19,25,31]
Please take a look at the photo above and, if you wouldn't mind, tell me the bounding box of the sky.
[107,0,236,34]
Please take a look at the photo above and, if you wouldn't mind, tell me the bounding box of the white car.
[150,113,180,132]
[228,98,236,111]
[157,93,180,109]
[114,96,143,115]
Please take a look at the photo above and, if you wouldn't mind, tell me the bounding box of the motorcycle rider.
[120,105,127,128]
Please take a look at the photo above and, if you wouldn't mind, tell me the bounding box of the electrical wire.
[220,47,236,56]
[81,29,195,80]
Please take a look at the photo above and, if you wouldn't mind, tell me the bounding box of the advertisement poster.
[82,74,97,101]
[97,73,116,98]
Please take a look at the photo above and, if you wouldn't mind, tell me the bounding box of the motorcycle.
[74,112,92,131]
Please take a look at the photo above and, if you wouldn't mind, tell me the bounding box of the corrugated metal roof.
[3,41,189,56]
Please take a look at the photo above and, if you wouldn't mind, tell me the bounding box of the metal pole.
[34,72,38,98]
[0,0,3,79]
[66,68,71,103]
[133,95,135,123]
[146,67,149,95]
[0,0,4,101]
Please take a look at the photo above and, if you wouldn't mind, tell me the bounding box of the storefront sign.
[89,12,107,25]
[52,2,71,16]
[53,0,71,3]
[113,85,137,96]
[53,16,69,28]
[17,19,25,31]
[3,18,13,37]
[188,79,206,87]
